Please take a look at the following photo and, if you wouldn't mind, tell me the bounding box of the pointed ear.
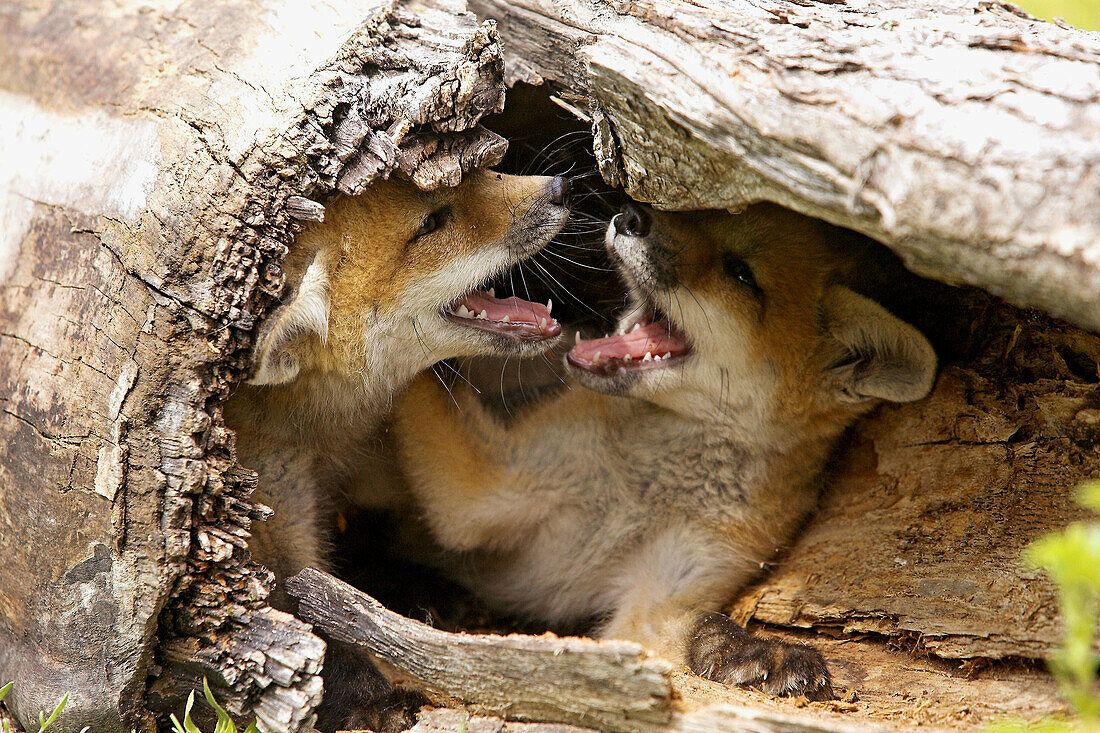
[823,286,936,404]
[249,252,330,385]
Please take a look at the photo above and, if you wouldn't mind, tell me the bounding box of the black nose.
[617,202,650,237]
[549,176,571,207]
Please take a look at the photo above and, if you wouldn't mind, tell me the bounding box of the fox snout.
[607,202,677,293]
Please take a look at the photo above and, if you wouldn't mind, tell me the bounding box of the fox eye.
[413,206,451,240]
[721,251,758,290]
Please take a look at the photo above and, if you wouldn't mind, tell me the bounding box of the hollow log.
[0,0,506,730]
[2,0,1099,731]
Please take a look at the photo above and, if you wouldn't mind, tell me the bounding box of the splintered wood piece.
[286,196,326,222]
[412,706,884,733]
[286,568,674,732]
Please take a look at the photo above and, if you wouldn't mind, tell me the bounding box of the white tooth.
[540,318,547,330]
[594,351,602,362]
[631,322,642,332]
[457,305,471,317]
[643,352,653,361]
[479,309,488,319]
[575,331,582,344]
[488,287,496,297]
[501,315,510,323]
[546,298,553,314]
[654,354,663,361]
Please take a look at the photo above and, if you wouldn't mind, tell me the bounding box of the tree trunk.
[0,1,506,730]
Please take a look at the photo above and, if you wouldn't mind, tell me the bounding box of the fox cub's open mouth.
[567,306,691,375]
[568,203,692,375]
[446,289,560,341]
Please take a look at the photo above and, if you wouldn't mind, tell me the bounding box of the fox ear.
[823,286,936,404]
[250,252,330,385]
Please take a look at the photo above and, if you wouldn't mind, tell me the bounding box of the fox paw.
[687,611,835,701]
[315,640,425,732]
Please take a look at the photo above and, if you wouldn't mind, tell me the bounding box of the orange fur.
[394,203,936,674]
[226,169,569,602]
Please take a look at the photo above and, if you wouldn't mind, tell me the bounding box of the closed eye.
[413,206,452,240]
[721,251,759,292]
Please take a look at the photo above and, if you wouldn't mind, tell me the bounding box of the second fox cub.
[395,202,936,699]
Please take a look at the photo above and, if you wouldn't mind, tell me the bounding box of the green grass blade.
[0,683,11,705]
[202,677,237,733]
[38,693,68,731]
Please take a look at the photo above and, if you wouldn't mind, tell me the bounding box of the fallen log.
[3,0,1099,730]
[0,0,507,730]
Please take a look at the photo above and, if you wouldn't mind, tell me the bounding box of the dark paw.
[687,612,835,701]
[315,639,425,732]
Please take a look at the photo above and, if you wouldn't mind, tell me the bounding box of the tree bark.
[0,1,506,730]
[469,0,1100,333]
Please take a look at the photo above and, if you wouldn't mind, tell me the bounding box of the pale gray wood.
[286,568,675,732]
[0,0,506,730]
[470,0,1100,334]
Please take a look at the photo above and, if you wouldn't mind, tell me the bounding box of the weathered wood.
[412,709,597,733]
[0,0,507,730]
[470,0,1100,333]
[286,568,675,732]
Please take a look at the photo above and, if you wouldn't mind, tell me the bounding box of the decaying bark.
[0,1,506,730]
[470,0,1100,333]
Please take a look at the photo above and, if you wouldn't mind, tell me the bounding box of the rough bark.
[0,1,506,730]
[469,0,1100,333]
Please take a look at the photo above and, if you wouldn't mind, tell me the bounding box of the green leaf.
[0,683,12,705]
[203,677,237,733]
[172,690,203,733]
[38,693,68,732]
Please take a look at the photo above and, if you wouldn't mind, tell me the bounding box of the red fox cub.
[225,170,568,731]
[395,202,936,700]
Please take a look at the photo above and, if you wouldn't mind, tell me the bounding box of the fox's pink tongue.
[449,290,561,340]
[569,320,690,368]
